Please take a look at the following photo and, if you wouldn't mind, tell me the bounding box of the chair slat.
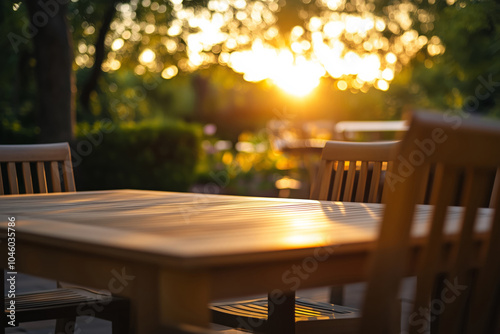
[355,161,369,202]
[313,161,333,200]
[50,161,62,192]
[62,160,76,192]
[490,167,500,208]
[22,162,34,194]
[0,164,4,195]
[343,161,357,201]
[37,162,48,193]
[7,162,19,195]
[417,163,431,204]
[381,161,394,203]
[466,185,500,334]
[410,164,458,334]
[368,162,382,203]
[429,164,445,205]
[439,168,490,334]
[310,161,323,199]
[330,161,345,201]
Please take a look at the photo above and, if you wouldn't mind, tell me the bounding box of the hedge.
[73,119,201,192]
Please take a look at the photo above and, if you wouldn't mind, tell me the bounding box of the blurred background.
[1,0,499,198]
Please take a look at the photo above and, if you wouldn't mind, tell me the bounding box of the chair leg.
[112,316,131,334]
[267,291,295,334]
[329,285,344,305]
[55,317,77,334]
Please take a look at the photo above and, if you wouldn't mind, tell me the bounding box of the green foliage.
[76,69,197,123]
[0,121,37,144]
[74,119,202,192]
[0,2,38,135]
[409,0,500,115]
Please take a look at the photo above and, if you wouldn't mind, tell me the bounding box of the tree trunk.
[26,0,75,143]
[80,2,117,113]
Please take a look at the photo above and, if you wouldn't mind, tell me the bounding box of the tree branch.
[80,1,117,113]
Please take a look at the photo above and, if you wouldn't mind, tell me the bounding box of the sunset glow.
[229,41,325,96]
[77,0,445,96]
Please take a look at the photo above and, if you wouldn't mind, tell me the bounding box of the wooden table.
[335,120,408,141]
[0,190,493,332]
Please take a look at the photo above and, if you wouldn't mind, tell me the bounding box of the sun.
[229,43,325,97]
[271,54,325,97]
[271,61,324,97]
[274,78,319,97]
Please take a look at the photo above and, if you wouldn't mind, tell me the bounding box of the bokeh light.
[74,0,444,96]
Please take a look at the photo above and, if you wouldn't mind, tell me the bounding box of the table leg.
[124,266,161,334]
[159,269,211,328]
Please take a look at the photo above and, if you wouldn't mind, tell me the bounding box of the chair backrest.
[360,112,500,334]
[0,142,75,195]
[310,140,400,203]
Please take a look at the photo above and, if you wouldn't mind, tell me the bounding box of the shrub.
[0,122,37,144]
[74,119,201,192]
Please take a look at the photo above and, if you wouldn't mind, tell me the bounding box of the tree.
[2,0,500,146]
[79,1,119,113]
[411,0,500,116]
[25,0,76,143]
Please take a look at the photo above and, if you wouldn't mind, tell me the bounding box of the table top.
[0,190,492,269]
[335,120,409,133]
[272,138,328,154]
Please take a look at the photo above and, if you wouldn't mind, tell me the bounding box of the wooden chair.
[0,143,76,194]
[211,141,401,334]
[310,140,400,203]
[0,143,130,334]
[360,111,500,333]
